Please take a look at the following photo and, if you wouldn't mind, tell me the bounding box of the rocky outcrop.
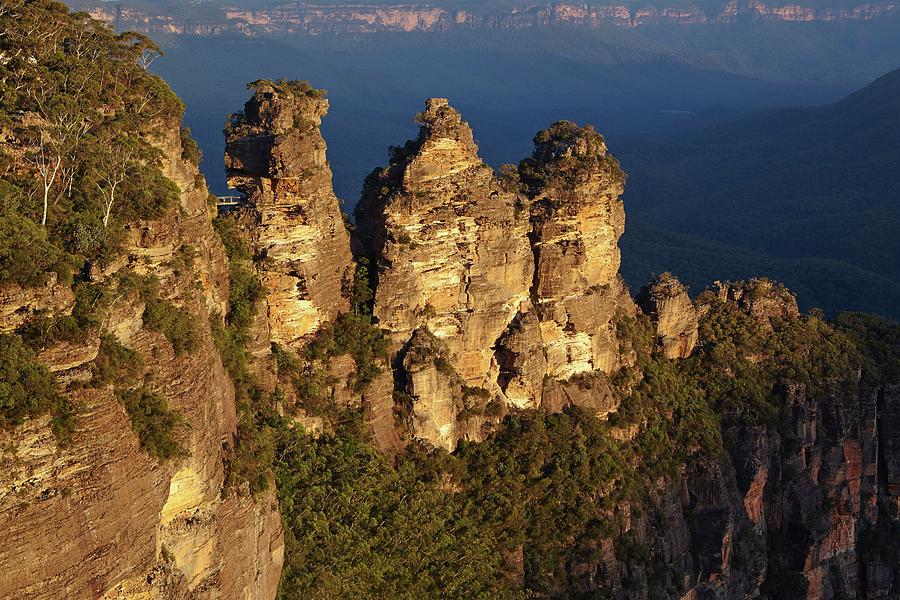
[0,273,76,333]
[522,121,636,379]
[355,98,534,392]
[712,278,799,327]
[637,272,698,359]
[354,104,639,447]
[225,81,353,349]
[401,328,462,451]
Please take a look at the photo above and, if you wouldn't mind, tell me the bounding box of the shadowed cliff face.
[225,81,354,349]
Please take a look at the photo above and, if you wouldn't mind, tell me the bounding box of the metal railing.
[215,195,244,206]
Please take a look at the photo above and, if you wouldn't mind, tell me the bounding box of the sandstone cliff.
[225,80,353,350]
[75,0,900,37]
[355,101,639,449]
[354,98,535,448]
[521,120,636,379]
[0,119,283,600]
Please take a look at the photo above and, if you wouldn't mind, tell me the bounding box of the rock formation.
[225,80,353,349]
[637,272,698,359]
[354,98,535,441]
[521,121,636,378]
[355,98,534,381]
[355,103,641,448]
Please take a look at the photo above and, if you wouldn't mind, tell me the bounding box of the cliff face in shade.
[697,285,900,600]
[521,121,636,379]
[225,82,353,349]
[636,272,698,359]
[0,120,283,600]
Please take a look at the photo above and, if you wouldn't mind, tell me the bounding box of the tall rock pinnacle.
[520,121,635,379]
[355,102,640,449]
[355,99,534,385]
[225,81,353,348]
[354,98,536,448]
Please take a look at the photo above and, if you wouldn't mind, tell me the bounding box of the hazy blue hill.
[618,68,900,317]
[154,25,869,198]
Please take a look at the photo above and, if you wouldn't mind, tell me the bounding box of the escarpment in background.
[225,80,353,349]
[73,0,900,37]
[521,121,636,379]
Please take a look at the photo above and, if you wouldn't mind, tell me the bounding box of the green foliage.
[691,294,860,426]
[91,334,144,387]
[180,127,202,165]
[210,215,274,493]
[118,387,186,461]
[212,215,251,262]
[835,312,900,385]
[0,334,73,445]
[0,0,188,285]
[0,207,71,287]
[348,258,374,316]
[519,120,625,195]
[306,312,389,391]
[212,216,264,330]
[274,423,509,600]
[143,295,197,356]
[247,79,327,99]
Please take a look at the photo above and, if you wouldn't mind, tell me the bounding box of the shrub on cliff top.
[247,79,326,99]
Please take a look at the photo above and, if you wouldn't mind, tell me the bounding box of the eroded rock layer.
[0,119,283,600]
[637,272,698,359]
[225,81,353,348]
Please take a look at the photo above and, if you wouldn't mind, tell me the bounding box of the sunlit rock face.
[354,98,535,392]
[225,82,353,349]
[355,103,641,447]
[0,120,283,600]
[520,121,636,380]
[637,272,698,359]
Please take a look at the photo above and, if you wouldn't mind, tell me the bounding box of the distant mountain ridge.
[66,0,900,36]
[619,67,900,318]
